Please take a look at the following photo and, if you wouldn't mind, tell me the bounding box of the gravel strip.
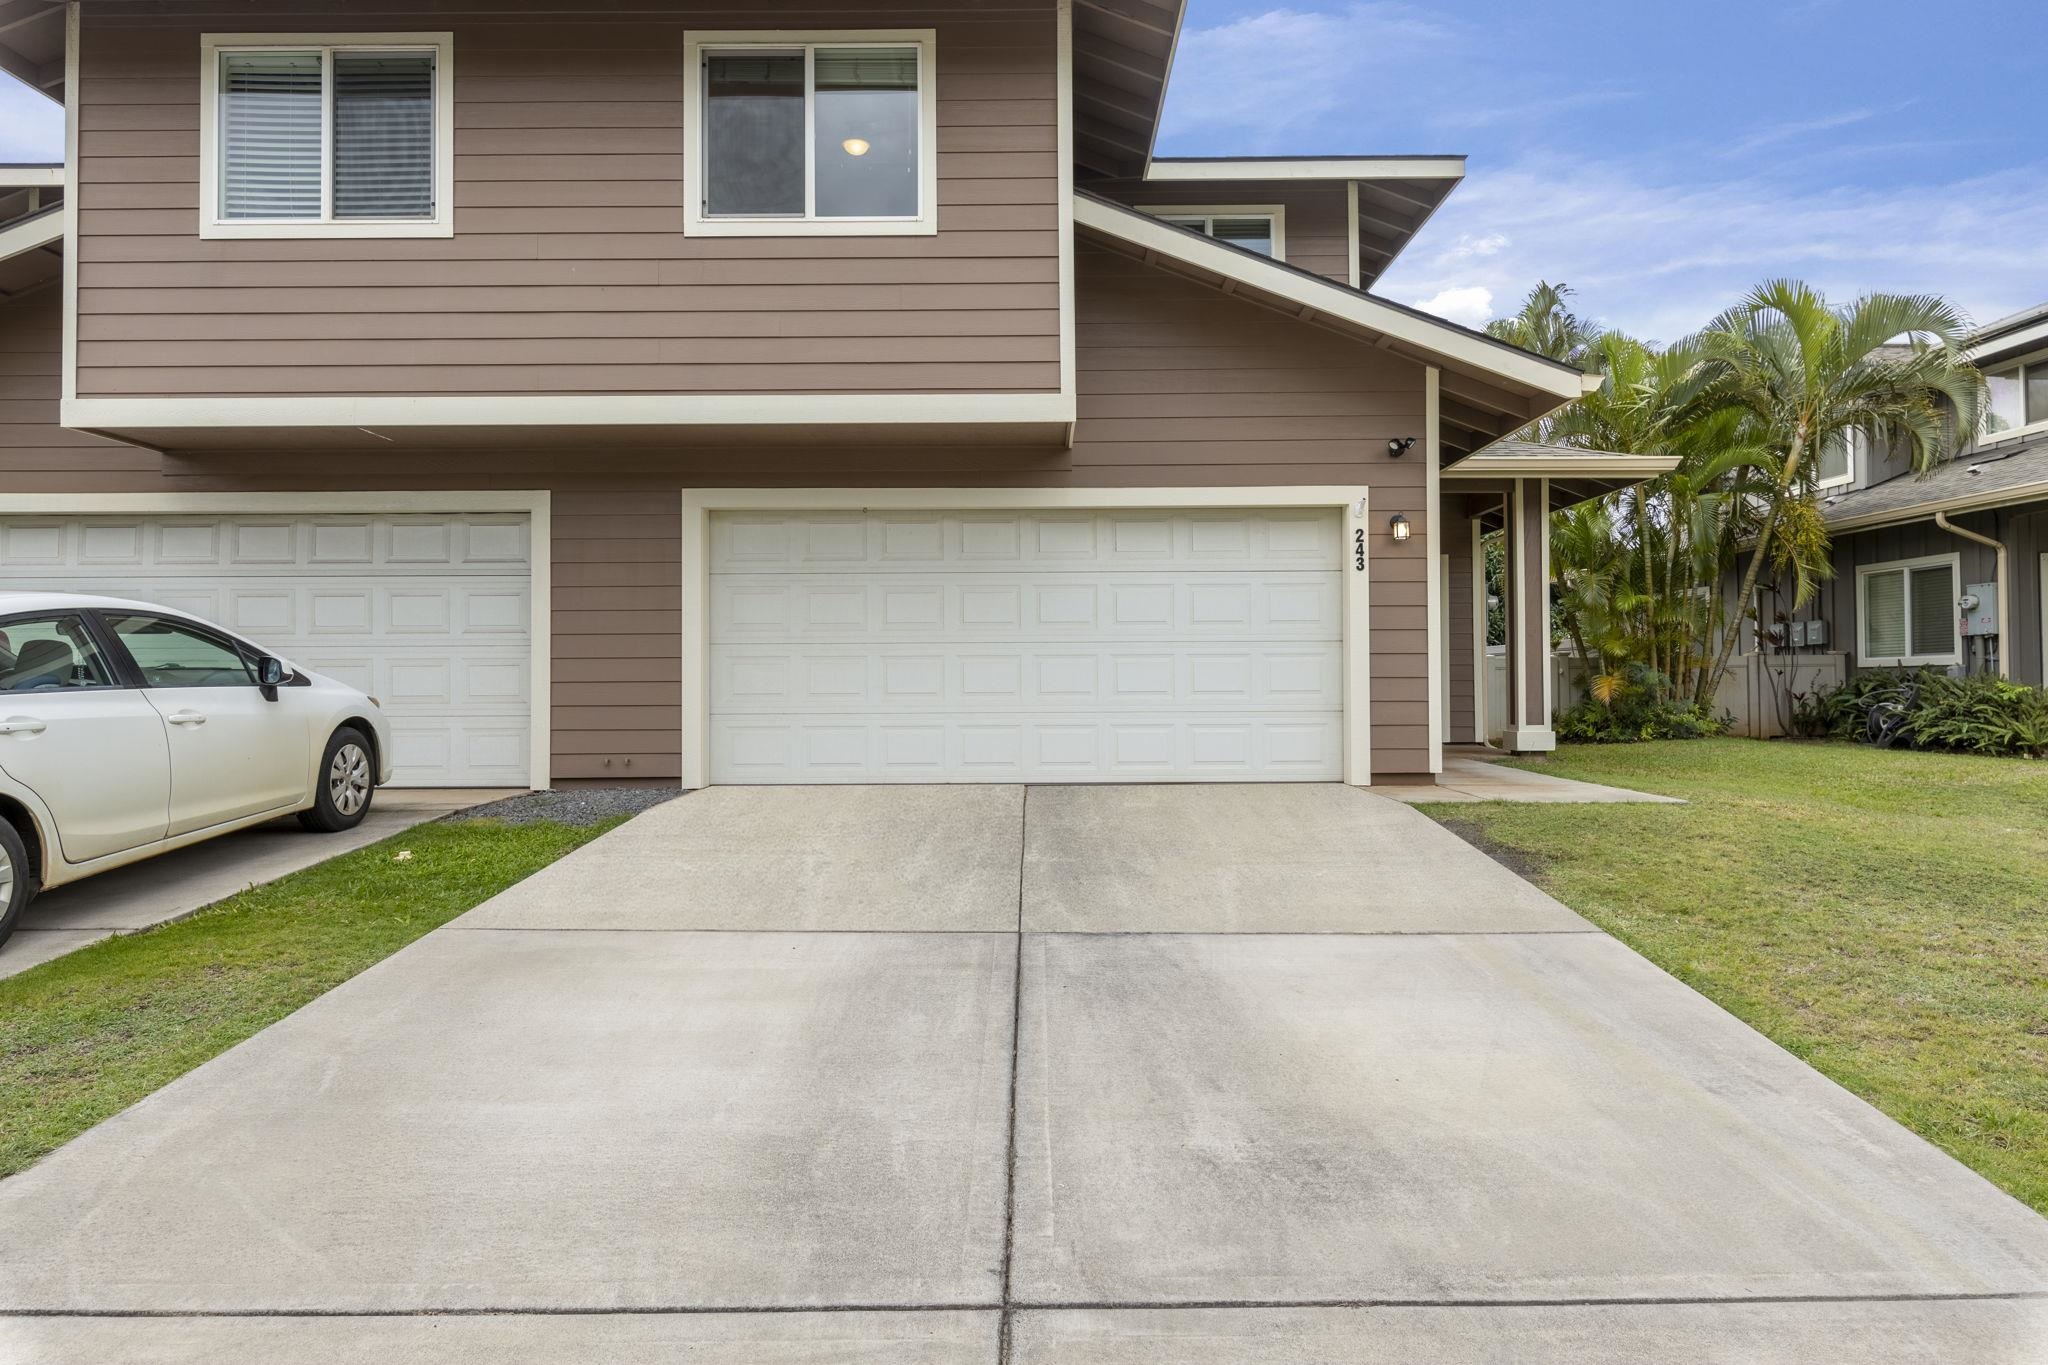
[449,786,682,827]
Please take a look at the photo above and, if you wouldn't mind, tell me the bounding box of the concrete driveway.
[2,784,2045,1363]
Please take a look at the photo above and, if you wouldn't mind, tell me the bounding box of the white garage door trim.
[682,487,1372,787]
[2,491,551,788]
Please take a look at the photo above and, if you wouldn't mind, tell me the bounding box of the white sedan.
[0,592,394,947]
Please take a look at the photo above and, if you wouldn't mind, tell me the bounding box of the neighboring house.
[1745,303,2048,717]
[0,0,1664,793]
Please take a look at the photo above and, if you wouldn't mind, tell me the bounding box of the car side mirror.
[256,655,286,699]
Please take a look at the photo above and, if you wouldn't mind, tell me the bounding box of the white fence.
[1484,647,1845,743]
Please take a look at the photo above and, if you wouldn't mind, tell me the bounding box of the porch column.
[1505,477,1558,752]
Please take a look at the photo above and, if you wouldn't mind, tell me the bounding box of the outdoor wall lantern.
[1389,513,1412,542]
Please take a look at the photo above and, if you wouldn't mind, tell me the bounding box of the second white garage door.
[709,509,1345,783]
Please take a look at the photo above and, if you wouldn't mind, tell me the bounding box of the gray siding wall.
[74,0,1061,398]
[1776,505,2048,686]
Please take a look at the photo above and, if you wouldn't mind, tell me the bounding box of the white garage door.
[0,513,531,787]
[710,509,1345,783]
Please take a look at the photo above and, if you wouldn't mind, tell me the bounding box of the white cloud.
[1412,285,1494,328]
[1159,4,1450,148]
[0,74,61,162]
[1379,154,2048,343]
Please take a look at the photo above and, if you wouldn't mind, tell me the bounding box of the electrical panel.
[1787,621,1807,647]
[1805,619,1828,647]
[1962,583,1999,637]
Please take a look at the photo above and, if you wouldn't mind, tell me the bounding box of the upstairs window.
[684,32,937,237]
[200,34,454,239]
[1857,554,1959,667]
[1984,356,2048,436]
[1140,207,1285,259]
[1814,428,1862,490]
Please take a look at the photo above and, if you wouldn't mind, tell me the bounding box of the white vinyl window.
[1138,205,1286,259]
[1815,428,1862,490]
[1984,353,2048,440]
[199,33,454,239]
[1857,553,1961,667]
[683,31,937,237]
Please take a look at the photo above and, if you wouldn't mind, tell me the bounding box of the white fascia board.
[1075,195,1586,400]
[1146,157,1466,182]
[1969,316,2048,362]
[1447,454,1679,479]
[0,165,64,188]
[1825,478,2048,534]
[63,391,1077,431]
[0,206,61,261]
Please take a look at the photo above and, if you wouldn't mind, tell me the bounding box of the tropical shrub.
[1554,663,1731,743]
[1805,670,2048,757]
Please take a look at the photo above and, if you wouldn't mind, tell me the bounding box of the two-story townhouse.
[0,0,1667,806]
[1744,303,2048,704]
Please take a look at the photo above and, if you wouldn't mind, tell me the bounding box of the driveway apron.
[2,783,2045,1363]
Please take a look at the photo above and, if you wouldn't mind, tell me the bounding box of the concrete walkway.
[2,784,2045,1362]
[1377,752,1685,804]
[0,790,514,981]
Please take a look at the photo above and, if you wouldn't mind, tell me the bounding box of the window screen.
[220,51,323,219]
[333,51,435,218]
[1210,217,1275,257]
[1907,562,1955,659]
[1862,569,1906,659]
[703,52,806,216]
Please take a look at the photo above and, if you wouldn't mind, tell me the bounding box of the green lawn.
[0,816,617,1179]
[1419,738,2048,1213]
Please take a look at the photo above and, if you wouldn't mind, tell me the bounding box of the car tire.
[299,726,376,833]
[0,818,37,951]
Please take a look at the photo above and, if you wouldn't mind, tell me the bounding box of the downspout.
[1932,512,2008,677]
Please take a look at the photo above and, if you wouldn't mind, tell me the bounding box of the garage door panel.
[712,510,1342,574]
[712,643,1343,713]
[709,509,1344,784]
[0,513,530,787]
[710,713,1344,783]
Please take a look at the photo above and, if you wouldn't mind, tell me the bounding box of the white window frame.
[682,30,938,238]
[1815,427,1861,491]
[1856,551,1962,668]
[1982,347,2048,444]
[1134,204,1287,260]
[198,32,455,240]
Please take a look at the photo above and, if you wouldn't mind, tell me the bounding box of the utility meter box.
[1805,619,1829,647]
[1962,583,1999,636]
[1787,620,1808,647]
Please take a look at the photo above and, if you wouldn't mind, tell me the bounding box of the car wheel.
[0,819,37,951]
[299,727,376,833]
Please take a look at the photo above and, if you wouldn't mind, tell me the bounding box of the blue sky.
[1159,0,2048,340]
[7,2,2042,341]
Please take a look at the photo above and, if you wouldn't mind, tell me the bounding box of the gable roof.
[1073,190,1597,453]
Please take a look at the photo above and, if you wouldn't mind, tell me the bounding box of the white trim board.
[1,491,552,788]
[0,206,61,262]
[1146,157,1466,182]
[60,0,77,408]
[1074,194,1592,401]
[1424,365,1442,774]
[1055,0,1075,414]
[63,390,1077,432]
[1448,453,1679,479]
[0,166,64,188]
[679,486,1374,789]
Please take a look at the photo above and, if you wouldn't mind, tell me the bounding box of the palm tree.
[1485,280,1600,370]
[1692,282,1982,706]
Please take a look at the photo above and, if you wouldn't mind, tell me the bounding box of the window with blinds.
[208,37,447,235]
[1859,558,1959,665]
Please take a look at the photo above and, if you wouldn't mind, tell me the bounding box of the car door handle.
[166,711,208,727]
[0,718,46,736]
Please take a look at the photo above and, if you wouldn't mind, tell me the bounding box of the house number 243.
[1353,528,1367,571]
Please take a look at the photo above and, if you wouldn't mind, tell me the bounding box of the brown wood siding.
[73,0,1060,398]
[0,288,156,486]
[3,240,1437,778]
[1085,179,1352,285]
[1444,510,1476,743]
